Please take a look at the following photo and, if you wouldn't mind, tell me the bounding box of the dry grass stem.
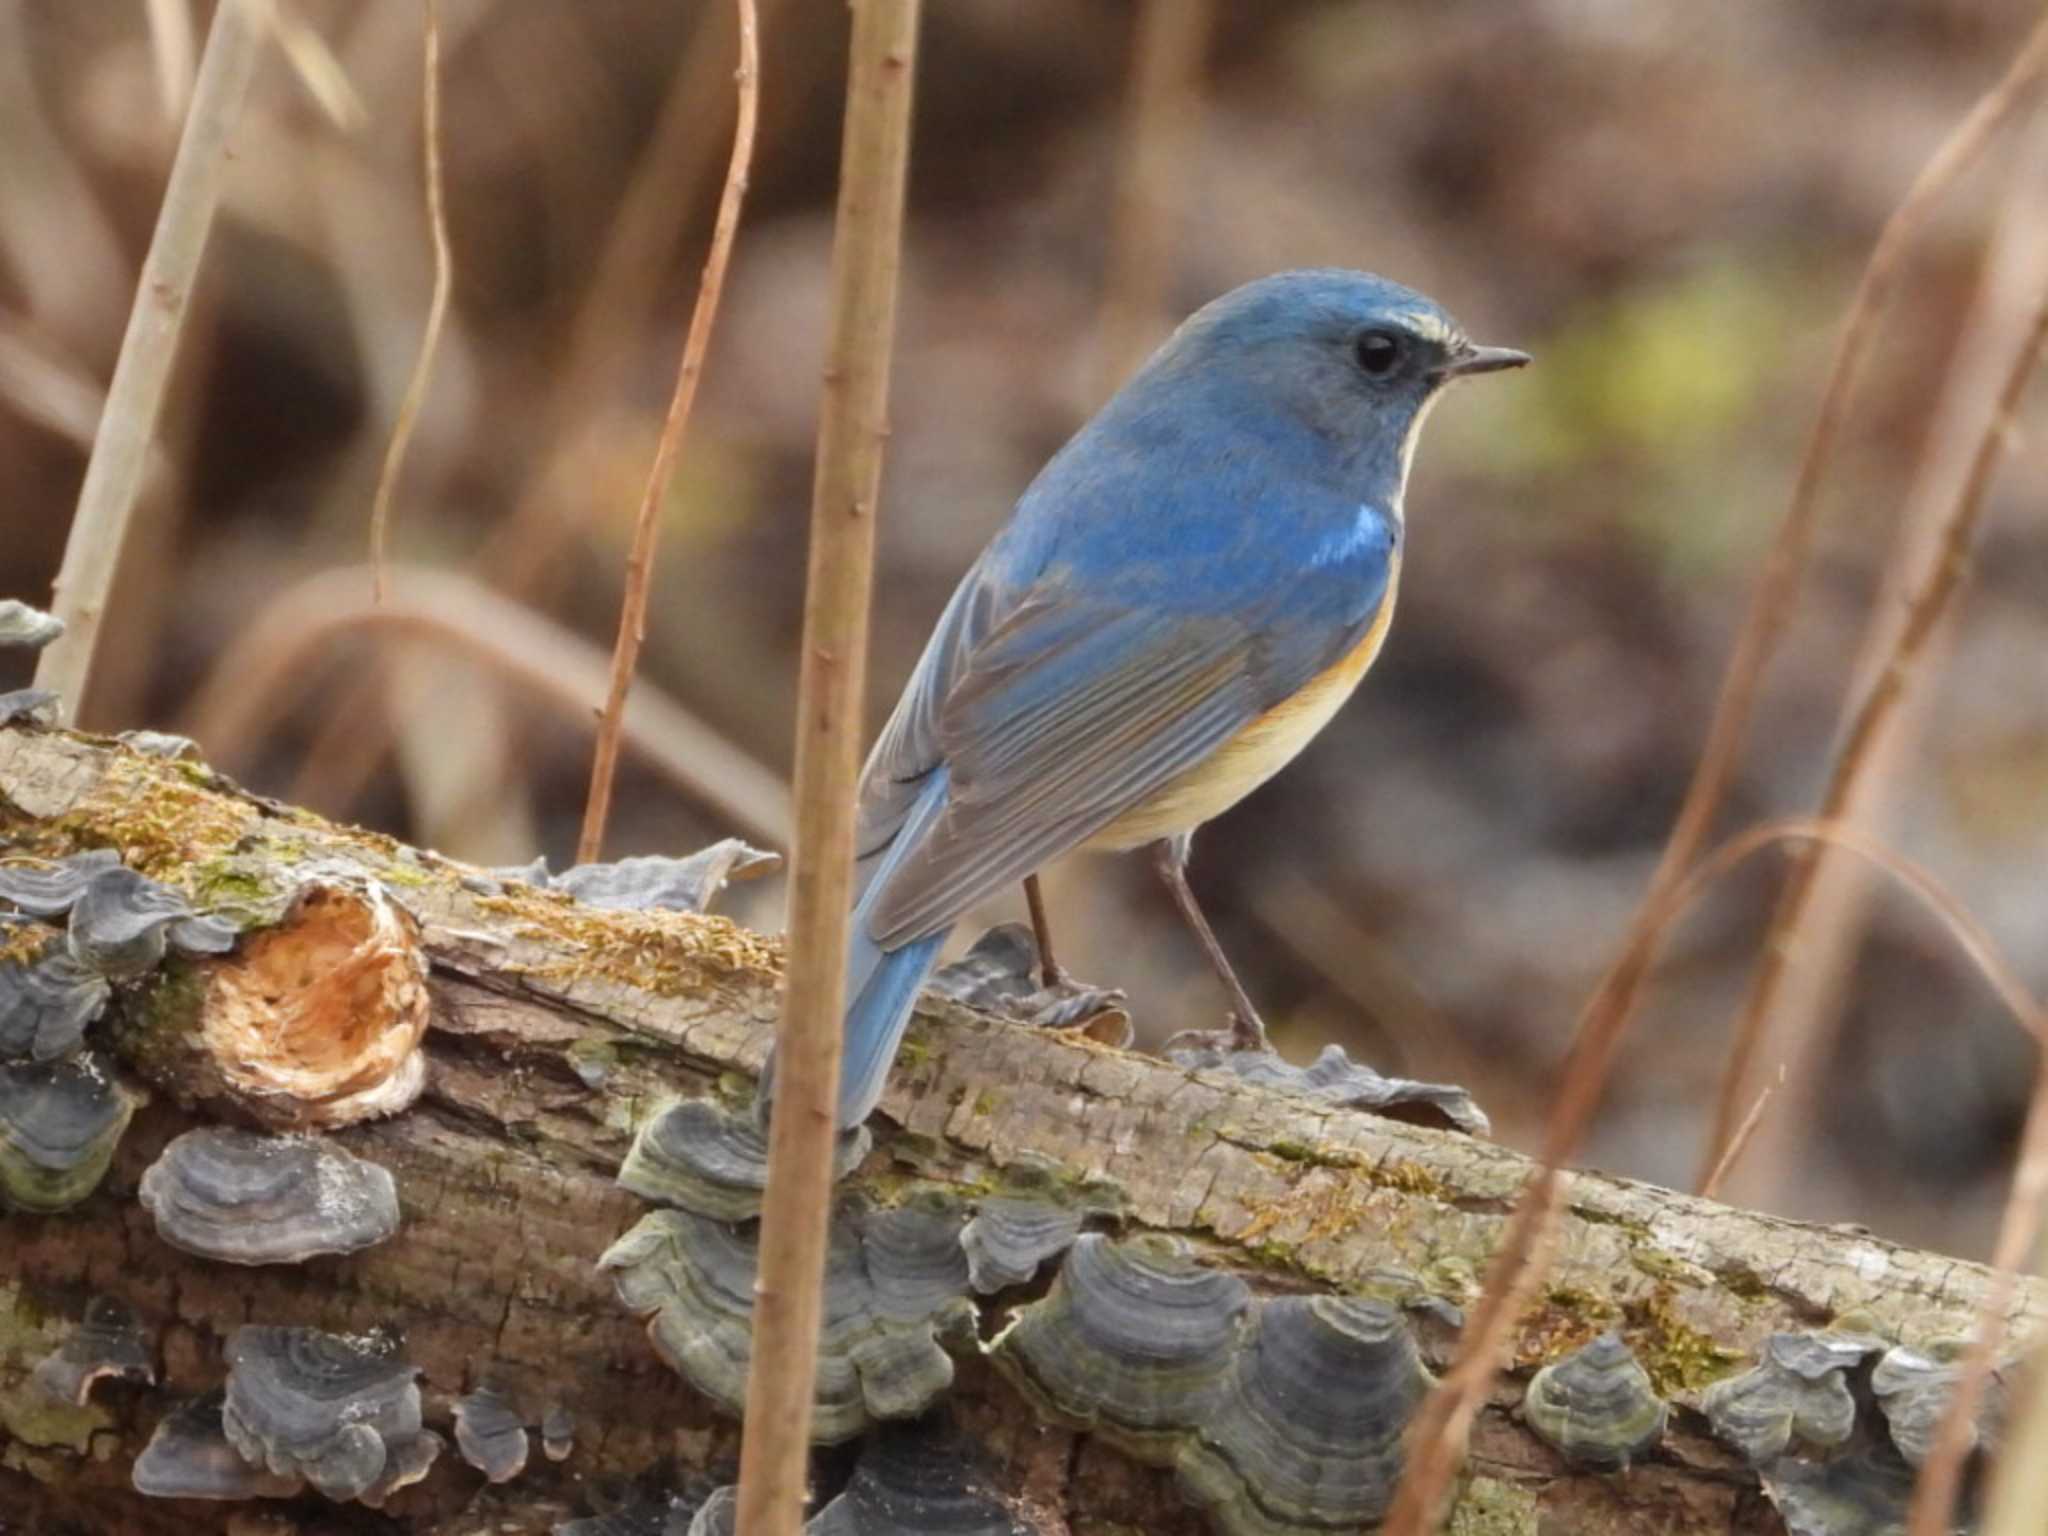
[1707,251,2048,1193]
[177,564,789,845]
[367,0,453,605]
[1696,10,2048,1181]
[33,0,264,720]
[1383,815,2046,1535]
[1907,1050,2048,1536]
[1098,0,1214,397]
[1985,1339,2048,1535]
[736,2,922,1531]
[1697,1066,1784,1203]
[576,0,761,863]
[144,0,197,122]
[239,0,366,131]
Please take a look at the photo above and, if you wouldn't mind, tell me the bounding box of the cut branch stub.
[178,880,429,1129]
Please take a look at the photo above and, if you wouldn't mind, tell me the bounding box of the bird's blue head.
[1135,268,1529,502]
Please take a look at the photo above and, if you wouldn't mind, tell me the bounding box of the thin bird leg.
[1151,835,1269,1052]
[1021,873,1068,988]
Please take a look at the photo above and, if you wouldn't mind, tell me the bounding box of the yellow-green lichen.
[1625,1283,1746,1395]
[1446,1474,1539,1535]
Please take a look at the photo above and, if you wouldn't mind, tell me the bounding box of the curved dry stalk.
[144,0,197,122]
[1705,233,2048,1194]
[1694,7,2048,1187]
[736,1,921,1530]
[576,0,761,863]
[33,0,263,720]
[176,563,789,846]
[367,0,453,605]
[1382,815,2048,1535]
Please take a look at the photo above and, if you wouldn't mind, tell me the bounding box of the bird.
[788,267,1527,1129]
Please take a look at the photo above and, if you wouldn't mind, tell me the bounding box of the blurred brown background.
[3,0,2044,1258]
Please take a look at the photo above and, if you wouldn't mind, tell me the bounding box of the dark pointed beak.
[1445,342,1531,377]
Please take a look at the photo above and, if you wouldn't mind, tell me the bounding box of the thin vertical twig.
[1984,1331,2048,1535]
[735,2,921,1532]
[1097,0,1214,398]
[1696,1066,1783,1203]
[1907,1049,2048,1536]
[1381,22,2048,1528]
[1706,246,2048,1195]
[33,0,264,721]
[368,0,452,605]
[576,0,762,863]
[1696,9,2048,1183]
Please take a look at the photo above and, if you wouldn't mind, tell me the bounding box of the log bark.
[0,723,2039,1535]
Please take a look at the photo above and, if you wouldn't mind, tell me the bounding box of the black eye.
[1354,328,1402,377]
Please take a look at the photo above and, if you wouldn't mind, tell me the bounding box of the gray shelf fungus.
[358,1427,443,1508]
[1757,1444,1917,1536]
[1870,1341,2002,1468]
[132,1390,306,1501]
[454,1385,530,1483]
[542,1400,576,1461]
[0,850,123,915]
[199,880,428,1128]
[1175,1295,1433,1535]
[138,1125,402,1264]
[926,922,1131,1041]
[0,1053,136,1212]
[1519,1331,1666,1470]
[33,1295,155,1405]
[600,1199,971,1443]
[1700,1331,1880,1464]
[616,1095,870,1221]
[0,688,59,727]
[992,1233,1252,1460]
[811,1416,1030,1536]
[0,599,63,651]
[221,1324,424,1502]
[551,839,783,914]
[0,937,112,1062]
[689,1487,737,1536]
[958,1158,1121,1295]
[556,1490,709,1536]
[1162,1033,1489,1136]
[67,865,203,977]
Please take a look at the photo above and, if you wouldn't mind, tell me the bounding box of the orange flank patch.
[1088,562,1400,851]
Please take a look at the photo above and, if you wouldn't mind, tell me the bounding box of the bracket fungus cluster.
[32,1295,156,1405]
[601,1196,972,1442]
[0,1053,136,1212]
[1519,1330,1667,1470]
[617,1094,869,1222]
[138,1125,402,1263]
[1162,1032,1489,1136]
[1,849,235,1065]
[486,838,781,914]
[1700,1330,1876,1464]
[926,922,1131,1042]
[218,1325,430,1503]
[453,1385,531,1484]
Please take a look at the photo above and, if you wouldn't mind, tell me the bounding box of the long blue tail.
[835,769,953,1125]
[760,770,954,1128]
